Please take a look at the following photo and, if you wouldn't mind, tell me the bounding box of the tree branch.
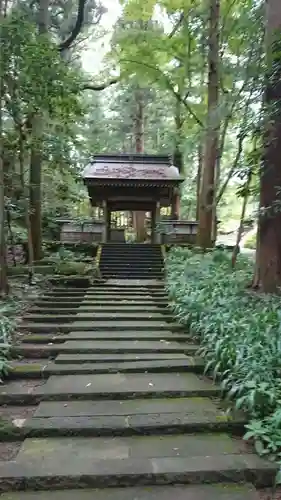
[83,78,119,91]
[58,0,87,52]
[168,13,184,38]
[120,58,204,127]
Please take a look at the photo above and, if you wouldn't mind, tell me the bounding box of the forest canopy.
[0,0,280,292]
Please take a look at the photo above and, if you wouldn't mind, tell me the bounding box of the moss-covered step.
[33,299,168,307]
[55,352,192,363]
[20,397,246,437]
[23,312,175,322]
[19,331,192,342]
[43,290,167,297]
[0,434,276,491]
[0,484,262,500]
[0,373,221,404]
[86,285,165,291]
[10,357,204,377]
[13,340,198,357]
[29,305,169,314]
[7,265,55,276]
[33,298,168,307]
[51,284,164,290]
[18,321,183,333]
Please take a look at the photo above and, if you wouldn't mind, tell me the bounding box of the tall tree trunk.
[29,0,49,261]
[19,129,34,284]
[29,115,44,261]
[134,87,146,242]
[174,99,183,173]
[231,168,253,269]
[0,0,9,296]
[253,0,281,292]
[197,0,220,249]
[196,142,203,220]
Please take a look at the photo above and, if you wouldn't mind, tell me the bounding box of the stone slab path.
[0,280,276,498]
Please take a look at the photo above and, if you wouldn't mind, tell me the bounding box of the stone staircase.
[0,281,276,499]
[99,243,164,279]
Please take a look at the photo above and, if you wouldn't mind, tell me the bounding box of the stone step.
[20,397,246,437]
[100,269,163,274]
[44,290,167,296]
[23,312,174,322]
[100,275,164,280]
[106,279,162,285]
[0,484,262,500]
[20,331,190,342]
[34,293,168,305]
[100,264,162,267]
[11,357,204,377]
[55,353,191,363]
[18,321,181,332]
[101,254,162,257]
[51,285,164,290]
[0,434,275,491]
[13,340,198,357]
[29,306,168,314]
[100,264,163,269]
[33,300,168,308]
[0,373,221,404]
[86,291,167,296]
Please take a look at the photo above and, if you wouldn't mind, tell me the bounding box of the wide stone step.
[55,353,191,363]
[33,300,168,308]
[44,290,167,296]
[11,357,203,377]
[23,312,173,322]
[51,285,164,290]
[0,484,262,500]
[13,340,198,357]
[29,306,168,314]
[34,299,168,306]
[18,321,181,332]
[0,434,275,491]
[20,397,246,437]
[20,331,190,342]
[100,263,163,268]
[100,273,163,278]
[0,373,220,403]
[100,266,163,269]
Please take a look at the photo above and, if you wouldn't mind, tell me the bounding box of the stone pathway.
[0,281,277,498]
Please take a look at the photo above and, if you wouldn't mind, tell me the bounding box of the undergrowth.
[0,303,17,381]
[165,247,281,474]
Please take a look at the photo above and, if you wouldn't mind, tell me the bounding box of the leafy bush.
[0,304,15,380]
[165,247,281,463]
[54,260,94,276]
[42,241,98,257]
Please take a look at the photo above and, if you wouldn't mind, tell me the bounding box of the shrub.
[165,247,281,463]
[0,304,15,380]
[42,241,98,257]
[54,261,93,276]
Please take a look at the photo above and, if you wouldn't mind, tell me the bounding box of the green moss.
[215,414,231,422]
[12,364,43,373]
[8,265,55,276]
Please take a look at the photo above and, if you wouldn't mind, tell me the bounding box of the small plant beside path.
[165,248,281,476]
[0,276,49,380]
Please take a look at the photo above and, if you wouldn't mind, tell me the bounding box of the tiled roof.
[83,161,182,181]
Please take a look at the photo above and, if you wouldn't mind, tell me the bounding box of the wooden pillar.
[102,201,111,243]
[171,190,180,220]
[151,206,156,243]
[155,201,161,243]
